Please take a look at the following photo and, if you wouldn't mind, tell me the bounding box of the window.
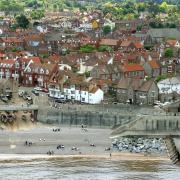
[15,62,19,68]
[82,98,85,101]
[122,89,126,93]
[151,91,155,97]
[40,68,44,74]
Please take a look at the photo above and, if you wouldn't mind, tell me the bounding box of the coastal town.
[0,1,180,175]
[0,1,180,108]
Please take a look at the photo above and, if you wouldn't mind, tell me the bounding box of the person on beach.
[90,143,95,147]
[110,153,112,157]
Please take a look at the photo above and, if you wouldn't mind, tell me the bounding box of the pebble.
[112,137,166,154]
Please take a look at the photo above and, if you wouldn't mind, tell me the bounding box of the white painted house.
[49,84,62,99]
[64,85,104,104]
[59,64,72,71]
[78,61,97,74]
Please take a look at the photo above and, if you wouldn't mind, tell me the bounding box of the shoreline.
[0,125,170,162]
[0,152,169,161]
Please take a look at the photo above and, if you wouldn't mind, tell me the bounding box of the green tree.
[98,45,112,52]
[85,71,90,78]
[136,25,142,31]
[16,14,30,29]
[160,2,168,13]
[156,75,167,82]
[103,25,111,35]
[80,45,95,53]
[27,0,41,8]
[0,0,23,15]
[30,10,44,20]
[164,48,174,57]
[136,2,146,12]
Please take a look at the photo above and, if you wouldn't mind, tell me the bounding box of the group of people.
[71,146,79,151]
[44,124,112,157]
[57,144,65,149]
[25,141,33,146]
[47,150,54,155]
[53,128,61,132]
[81,124,88,132]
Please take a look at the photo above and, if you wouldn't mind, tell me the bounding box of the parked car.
[26,95,32,101]
[31,90,39,96]
[55,98,65,103]
[18,90,25,97]
[1,96,8,103]
[113,102,118,104]
[34,87,42,91]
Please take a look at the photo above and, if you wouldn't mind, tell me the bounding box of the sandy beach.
[0,124,111,155]
[0,124,169,161]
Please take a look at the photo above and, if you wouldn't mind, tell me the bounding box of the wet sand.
[0,153,169,161]
[0,124,169,161]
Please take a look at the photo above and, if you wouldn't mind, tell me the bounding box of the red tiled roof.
[123,64,144,72]
[0,59,15,65]
[49,54,60,62]
[99,39,118,46]
[166,40,178,46]
[148,60,159,69]
[133,42,143,49]
[1,37,23,43]
[120,41,131,47]
[21,57,41,64]
[0,53,5,58]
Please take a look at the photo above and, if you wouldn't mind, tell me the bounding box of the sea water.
[0,158,180,180]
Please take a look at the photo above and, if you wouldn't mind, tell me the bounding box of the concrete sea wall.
[37,104,165,128]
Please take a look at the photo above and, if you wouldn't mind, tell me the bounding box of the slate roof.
[137,80,155,92]
[147,28,180,40]
[116,78,142,90]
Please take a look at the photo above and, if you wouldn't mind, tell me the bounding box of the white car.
[34,87,42,91]
[26,95,32,101]
[162,102,171,106]
[18,90,25,97]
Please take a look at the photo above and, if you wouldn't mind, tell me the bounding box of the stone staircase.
[111,116,143,138]
[164,136,180,164]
